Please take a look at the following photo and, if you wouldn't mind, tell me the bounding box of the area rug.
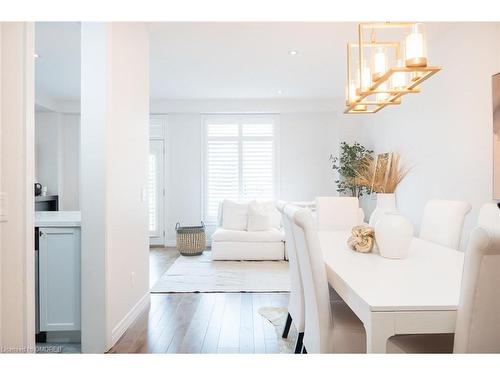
[151,252,290,293]
[258,307,297,354]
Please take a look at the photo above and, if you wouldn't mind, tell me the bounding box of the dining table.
[319,230,465,353]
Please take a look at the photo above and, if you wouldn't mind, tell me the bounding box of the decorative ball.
[347,225,375,253]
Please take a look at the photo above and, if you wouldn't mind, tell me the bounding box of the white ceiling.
[35,22,452,102]
[149,22,357,99]
[35,22,359,101]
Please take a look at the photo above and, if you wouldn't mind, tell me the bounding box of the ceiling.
[35,22,451,102]
[35,22,359,101]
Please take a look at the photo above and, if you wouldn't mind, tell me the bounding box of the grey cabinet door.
[39,227,81,331]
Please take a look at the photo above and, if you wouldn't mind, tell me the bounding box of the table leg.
[365,312,395,353]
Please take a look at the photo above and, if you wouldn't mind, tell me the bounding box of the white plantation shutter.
[148,154,157,232]
[242,139,274,201]
[204,116,277,222]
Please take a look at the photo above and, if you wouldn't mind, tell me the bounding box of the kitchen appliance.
[34,182,42,196]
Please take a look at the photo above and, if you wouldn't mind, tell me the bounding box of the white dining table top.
[319,230,465,312]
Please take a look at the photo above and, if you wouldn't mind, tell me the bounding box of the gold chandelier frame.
[345,22,442,114]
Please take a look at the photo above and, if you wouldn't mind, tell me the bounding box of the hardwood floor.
[109,247,290,354]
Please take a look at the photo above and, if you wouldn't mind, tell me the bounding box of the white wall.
[59,114,80,210]
[158,110,359,245]
[35,111,80,209]
[81,22,149,353]
[105,23,150,349]
[0,22,35,351]
[359,23,500,249]
[35,112,61,196]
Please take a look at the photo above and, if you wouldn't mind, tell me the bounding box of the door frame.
[149,115,168,247]
[0,22,36,351]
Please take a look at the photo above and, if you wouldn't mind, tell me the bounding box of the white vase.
[369,193,397,227]
[375,212,413,259]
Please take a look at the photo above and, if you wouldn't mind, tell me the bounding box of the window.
[204,115,278,222]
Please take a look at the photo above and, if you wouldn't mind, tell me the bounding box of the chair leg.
[294,332,304,354]
[302,346,307,354]
[282,313,293,338]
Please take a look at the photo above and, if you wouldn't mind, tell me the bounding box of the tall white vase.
[369,193,397,227]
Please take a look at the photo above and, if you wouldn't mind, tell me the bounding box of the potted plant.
[330,142,374,198]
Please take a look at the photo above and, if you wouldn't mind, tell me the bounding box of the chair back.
[276,201,304,332]
[286,204,331,353]
[419,199,471,249]
[454,203,500,353]
[315,197,361,230]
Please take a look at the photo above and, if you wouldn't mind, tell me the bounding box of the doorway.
[149,138,166,246]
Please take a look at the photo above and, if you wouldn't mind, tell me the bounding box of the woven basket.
[175,222,206,256]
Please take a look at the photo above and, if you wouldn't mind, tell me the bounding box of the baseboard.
[110,292,150,348]
[163,240,212,247]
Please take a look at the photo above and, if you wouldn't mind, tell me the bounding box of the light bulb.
[376,82,390,103]
[371,47,387,82]
[347,80,359,103]
[391,59,407,90]
[357,61,372,92]
[405,23,427,67]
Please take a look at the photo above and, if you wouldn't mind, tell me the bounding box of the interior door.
[149,139,165,245]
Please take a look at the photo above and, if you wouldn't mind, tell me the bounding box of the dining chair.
[419,199,471,249]
[285,204,366,353]
[387,202,500,353]
[315,196,362,230]
[276,201,305,354]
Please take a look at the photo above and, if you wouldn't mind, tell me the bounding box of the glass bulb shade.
[371,47,387,81]
[405,23,427,67]
[347,80,359,103]
[391,59,407,89]
[376,82,390,103]
[357,61,372,92]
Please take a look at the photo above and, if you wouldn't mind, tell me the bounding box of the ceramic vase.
[369,193,397,227]
[375,212,413,259]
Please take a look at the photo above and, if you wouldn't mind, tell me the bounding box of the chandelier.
[345,22,441,114]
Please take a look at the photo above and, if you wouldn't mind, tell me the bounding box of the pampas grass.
[354,153,411,194]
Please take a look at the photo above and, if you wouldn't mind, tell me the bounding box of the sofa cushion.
[247,201,272,231]
[250,200,281,229]
[222,200,248,230]
[212,228,284,243]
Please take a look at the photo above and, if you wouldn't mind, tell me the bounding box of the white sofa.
[211,200,285,260]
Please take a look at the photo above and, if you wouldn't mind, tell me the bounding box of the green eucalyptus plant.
[330,141,374,198]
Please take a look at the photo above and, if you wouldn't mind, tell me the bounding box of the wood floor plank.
[252,294,267,354]
[200,294,227,354]
[175,293,217,353]
[239,293,254,353]
[217,293,242,353]
[261,294,280,354]
[164,294,203,353]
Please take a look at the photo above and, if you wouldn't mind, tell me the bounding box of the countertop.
[35,211,81,227]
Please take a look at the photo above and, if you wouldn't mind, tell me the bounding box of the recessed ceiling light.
[34,53,39,59]
[289,50,298,56]
[277,90,283,95]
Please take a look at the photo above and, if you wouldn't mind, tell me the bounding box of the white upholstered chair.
[285,204,366,353]
[276,201,305,353]
[388,203,500,353]
[315,196,363,230]
[419,199,472,249]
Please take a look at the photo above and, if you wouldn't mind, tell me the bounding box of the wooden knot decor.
[347,225,375,253]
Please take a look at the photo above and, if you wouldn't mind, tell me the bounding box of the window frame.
[201,114,280,225]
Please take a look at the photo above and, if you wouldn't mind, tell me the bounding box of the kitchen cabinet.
[38,226,80,331]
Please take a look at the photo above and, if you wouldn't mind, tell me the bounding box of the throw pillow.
[247,202,272,231]
[222,200,248,231]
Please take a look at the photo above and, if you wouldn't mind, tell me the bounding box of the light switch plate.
[0,192,8,222]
